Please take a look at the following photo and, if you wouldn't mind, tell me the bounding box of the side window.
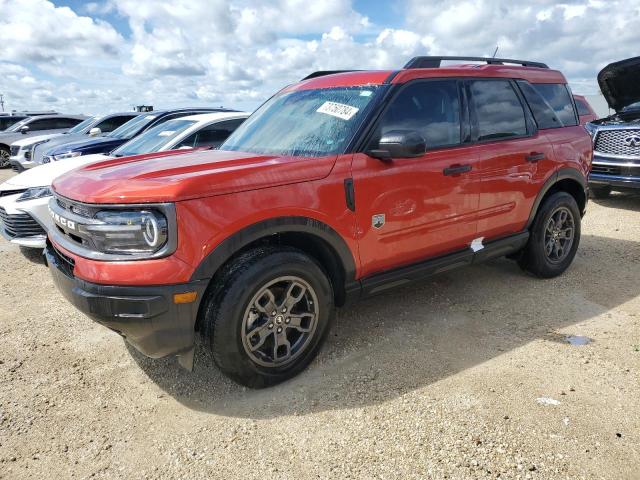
[96,115,134,133]
[27,119,57,131]
[532,84,578,127]
[374,80,461,149]
[469,80,527,141]
[176,132,197,149]
[517,80,561,129]
[54,118,83,129]
[194,119,246,148]
[575,98,591,116]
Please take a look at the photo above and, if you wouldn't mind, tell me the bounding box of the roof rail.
[404,56,549,69]
[301,70,360,80]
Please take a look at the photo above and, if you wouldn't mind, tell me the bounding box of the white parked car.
[0,111,248,248]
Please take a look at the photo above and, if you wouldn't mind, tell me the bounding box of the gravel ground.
[0,168,638,479]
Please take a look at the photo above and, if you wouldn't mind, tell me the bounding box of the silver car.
[0,114,86,168]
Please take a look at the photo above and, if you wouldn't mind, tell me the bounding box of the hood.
[11,133,60,147]
[47,136,125,156]
[1,154,110,189]
[598,56,640,112]
[52,149,338,204]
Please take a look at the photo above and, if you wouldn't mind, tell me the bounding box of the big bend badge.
[372,213,385,229]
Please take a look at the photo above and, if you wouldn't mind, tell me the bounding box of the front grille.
[56,196,92,218]
[594,129,640,157]
[0,207,46,238]
[10,145,19,156]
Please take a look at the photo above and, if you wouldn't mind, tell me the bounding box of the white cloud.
[1,0,640,113]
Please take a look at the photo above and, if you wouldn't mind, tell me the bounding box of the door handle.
[526,152,545,163]
[443,164,472,176]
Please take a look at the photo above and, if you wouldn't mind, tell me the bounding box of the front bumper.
[8,156,36,172]
[589,153,640,190]
[44,243,209,365]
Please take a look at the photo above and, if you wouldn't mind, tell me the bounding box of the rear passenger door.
[468,79,555,241]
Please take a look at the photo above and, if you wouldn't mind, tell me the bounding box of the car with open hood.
[586,56,640,197]
[0,111,247,249]
[44,56,591,388]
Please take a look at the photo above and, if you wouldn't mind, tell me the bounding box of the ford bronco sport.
[45,56,592,387]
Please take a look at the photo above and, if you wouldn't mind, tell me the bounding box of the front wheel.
[201,246,335,388]
[518,192,581,278]
[0,146,10,168]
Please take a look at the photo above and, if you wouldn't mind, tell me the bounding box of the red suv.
[45,56,592,387]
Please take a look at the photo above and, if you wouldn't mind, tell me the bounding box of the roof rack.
[404,56,549,69]
[301,70,360,81]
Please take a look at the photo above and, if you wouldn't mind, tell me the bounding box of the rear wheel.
[519,192,581,278]
[201,246,334,388]
[0,146,10,168]
[589,185,611,199]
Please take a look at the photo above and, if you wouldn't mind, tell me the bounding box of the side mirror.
[89,127,101,136]
[367,130,426,161]
[20,125,29,134]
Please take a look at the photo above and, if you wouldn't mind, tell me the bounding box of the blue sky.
[1,0,639,114]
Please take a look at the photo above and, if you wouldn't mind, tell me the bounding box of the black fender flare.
[526,167,587,229]
[190,216,358,294]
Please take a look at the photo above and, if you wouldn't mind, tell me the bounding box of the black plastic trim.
[525,167,588,229]
[190,216,358,291]
[360,231,530,297]
[344,178,355,211]
[45,243,208,360]
[404,56,549,69]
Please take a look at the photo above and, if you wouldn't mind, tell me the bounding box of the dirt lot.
[0,168,638,480]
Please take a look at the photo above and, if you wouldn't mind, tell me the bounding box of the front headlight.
[79,209,169,255]
[52,151,82,161]
[584,122,597,139]
[17,186,53,202]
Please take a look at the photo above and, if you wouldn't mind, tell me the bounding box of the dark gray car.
[0,114,86,167]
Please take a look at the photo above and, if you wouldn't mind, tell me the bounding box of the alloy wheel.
[241,276,319,368]
[544,206,575,263]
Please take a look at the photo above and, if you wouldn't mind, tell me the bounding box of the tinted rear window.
[469,80,527,141]
[534,84,577,126]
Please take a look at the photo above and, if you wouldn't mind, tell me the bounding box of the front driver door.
[351,79,480,278]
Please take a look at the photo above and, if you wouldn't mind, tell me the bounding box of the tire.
[0,146,10,168]
[589,185,611,199]
[201,246,335,388]
[518,192,581,278]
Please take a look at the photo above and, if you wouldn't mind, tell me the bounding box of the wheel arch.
[526,168,587,229]
[191,216,359,319]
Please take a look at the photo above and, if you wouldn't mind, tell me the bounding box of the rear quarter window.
[518,81,578,128]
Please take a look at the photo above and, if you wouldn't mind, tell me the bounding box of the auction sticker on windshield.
[317,102,359,121]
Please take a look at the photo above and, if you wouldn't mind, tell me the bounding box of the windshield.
[107,113,155,139]
[112,119,197,157]
[221,86,380,157]
[67,116,96,134]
